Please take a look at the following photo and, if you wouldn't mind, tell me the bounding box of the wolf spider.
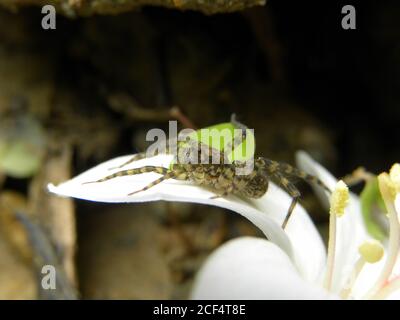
[84,115,330,229]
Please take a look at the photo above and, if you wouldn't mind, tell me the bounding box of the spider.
[84,115,330,229]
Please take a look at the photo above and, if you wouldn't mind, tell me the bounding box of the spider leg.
[83,166,169,184]
[272,171,301,229]
[128,171,176,196]
[109,138,172,170]
[108,152,148,170]
[278,162,331,193]
[282,197,299,230]
[230,113,248,131]
[259,157,331,193]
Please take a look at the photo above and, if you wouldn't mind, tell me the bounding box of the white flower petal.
[386,290,400,300]
[48,154,326,276]
[296,151,371,292]
[392,195,400,289]
[384,277,400,300]
[191,237,336,300]
[295,151,336,208]
[48,154,293,257]
[352,254,386,298]
[251,184,326,284]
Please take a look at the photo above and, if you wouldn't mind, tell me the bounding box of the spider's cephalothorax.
[84,115,330,229]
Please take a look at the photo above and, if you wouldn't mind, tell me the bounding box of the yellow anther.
[329,180,350,217]
[378,173,397,203]
[358,240,384,264]
[389,163,400,193]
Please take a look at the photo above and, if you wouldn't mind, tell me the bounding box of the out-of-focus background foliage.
[0,0,399,299]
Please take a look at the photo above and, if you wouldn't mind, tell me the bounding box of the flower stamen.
[359,239,385,263]
[330,180,350,217]
[389,164,400,193]
[340,240,384,299]
[364,173,400,298]
[324,180,350,290]
[339,257,365,299]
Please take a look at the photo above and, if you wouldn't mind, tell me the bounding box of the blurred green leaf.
[189,122,256,162]
[0,115,45,178]
[360,177,387,241]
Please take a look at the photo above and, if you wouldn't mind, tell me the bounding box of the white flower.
[190,152,400,300]
[48,153,326,283]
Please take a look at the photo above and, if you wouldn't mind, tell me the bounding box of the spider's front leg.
[108,152,148,170]
[230,113,248,131]
[83,166,175,196]
[109,138,172,170]
[127,170,176,196]
[272,171,301,229]
[261,158,331,193]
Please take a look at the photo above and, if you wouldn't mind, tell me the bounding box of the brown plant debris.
[0,0,266,16]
